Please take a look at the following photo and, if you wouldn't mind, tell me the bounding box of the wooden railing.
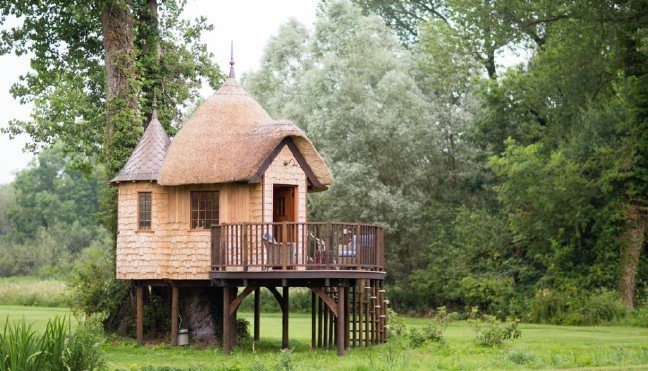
[211,222,384,271]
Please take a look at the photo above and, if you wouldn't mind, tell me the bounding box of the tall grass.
[0,276,66,307]
[0,316,104,370]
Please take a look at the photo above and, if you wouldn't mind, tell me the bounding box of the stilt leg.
[282,286,289,349]
[323,296,329,347]
[254,287,260,341]
[337,286,345,356]
[171,286,179,346]
[136,285,144,345]
[311,291,316,348]
[317,296,323,348]
[223,286,232,354]
[344,286,350,350]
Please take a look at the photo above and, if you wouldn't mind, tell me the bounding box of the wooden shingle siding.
[263,145,308,223]
[116,182,264,280]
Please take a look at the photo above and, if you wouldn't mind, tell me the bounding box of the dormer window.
[138,192,152,230]
[191,191,219,229]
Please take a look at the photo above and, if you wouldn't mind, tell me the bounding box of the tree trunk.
[180,287,226,345]
[619,203,647,309]
[139,0,161,125]
[101,0,140,175]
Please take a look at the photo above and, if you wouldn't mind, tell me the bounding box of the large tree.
[0,0,221,175]
[245,0,483,294]
[0,0,223,330]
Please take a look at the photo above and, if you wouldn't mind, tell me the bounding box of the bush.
[508,349,536,365]
[0,316,104,370]
[621,306,648,327]
[406,306,455,347]
[458,276,516,315]
[387,308,406,336]
[67,246,133,333]
[529,287,627,325]
[236,317,251,340]
[468,307,521,347]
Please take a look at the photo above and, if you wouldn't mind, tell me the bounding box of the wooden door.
[273,185,296,242]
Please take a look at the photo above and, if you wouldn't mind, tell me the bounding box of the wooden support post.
[344,286,350,350]
[136,285,144,345]
[311,290,316,348]
[223,286,232,354]
[171,286,179,346]
[364,284,370,347]
[372,283,378,344]
[337,286,345,356]
[254,287,260,341]
[328,298,334,348]
[323,297,328,347]
[351,285,356,347]
[358,282,363,347]
[317,296,323,348]
[282,286,289,349]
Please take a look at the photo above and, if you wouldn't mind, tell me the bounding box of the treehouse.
[110,58,387,355]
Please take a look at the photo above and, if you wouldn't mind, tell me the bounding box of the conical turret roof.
[157,76,332,190]
[111,109,171,183]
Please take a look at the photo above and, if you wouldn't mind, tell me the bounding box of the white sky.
[0,0,318,184]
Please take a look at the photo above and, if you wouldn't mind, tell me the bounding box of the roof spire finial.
[229,40,235,78]
[151,89,158,121]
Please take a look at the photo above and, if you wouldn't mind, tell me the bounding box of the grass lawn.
[1,306,647,370]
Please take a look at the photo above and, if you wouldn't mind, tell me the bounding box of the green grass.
[0,276,67,307]
[1,306,647,370]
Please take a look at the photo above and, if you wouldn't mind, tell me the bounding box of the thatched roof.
[111,109,171,183]
[157,77,333,190]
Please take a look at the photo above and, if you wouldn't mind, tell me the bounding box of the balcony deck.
[210,222,385,282]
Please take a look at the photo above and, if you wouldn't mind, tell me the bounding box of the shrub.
[0,316,104,370]
[459,276,516,315]
[508,349,536,365]
[276,348,294,371]
[407,327,428,348]
[236,317,251,340]
[423,306,454,342]
[67,246,133,333]
[622,306,648,327]
[387,308,406,336]
[406,306,455,347]
[529,287,627,325]
[581,289,627,325]
[468,307,521,347]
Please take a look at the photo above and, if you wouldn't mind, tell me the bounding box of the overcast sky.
[0,0,318,184]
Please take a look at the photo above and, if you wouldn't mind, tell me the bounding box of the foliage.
[468,308,521,347]
[276,348,294,371]
[236,318,251,341]
[529,287,628,325]
[406,306,454,347]
[386,308,406,336]
[0,0,222,164]
[0,316,104,371]
[66,245,132,333]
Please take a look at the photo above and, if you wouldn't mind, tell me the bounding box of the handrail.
[211,222,384,272]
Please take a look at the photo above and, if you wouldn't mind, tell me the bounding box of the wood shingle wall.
[116,143,308,280]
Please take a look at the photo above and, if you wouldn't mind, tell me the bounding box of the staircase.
[311,279,388,349]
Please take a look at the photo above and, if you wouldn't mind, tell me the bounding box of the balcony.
[211,222,384,273]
